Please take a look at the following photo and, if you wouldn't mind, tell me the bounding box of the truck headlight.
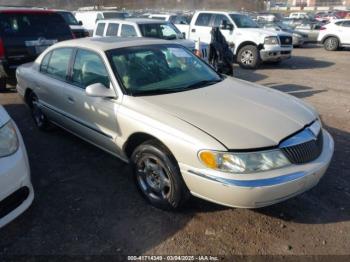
[264,36,279,45]
[0,121,19,158]
[199,149,290,174]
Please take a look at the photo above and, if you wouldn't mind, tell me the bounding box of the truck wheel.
[0,78,6,92]
[131,140,190,210]
[237,45,260,69]
[324,37,339,51]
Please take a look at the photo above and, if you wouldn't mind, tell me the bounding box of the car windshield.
[229,14,260,28]
[59,11,79,25]
[103,12,127,19]
[138,23,183,40]
[107,45,222,96]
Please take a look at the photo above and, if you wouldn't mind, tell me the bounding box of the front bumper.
[0,123,33,228]
[260,45,292,62]
[180,129,334,208]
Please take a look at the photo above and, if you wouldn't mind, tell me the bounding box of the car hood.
[238,28,290,37]
[139,78,317,149]
[0,105,10,127]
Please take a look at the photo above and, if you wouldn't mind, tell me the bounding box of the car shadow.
[267,83,327,98]
[260,55,334,70]
[255,125,350,224]
[0,103,225,256]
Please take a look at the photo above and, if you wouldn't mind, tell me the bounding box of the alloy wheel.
[241,50,254,65]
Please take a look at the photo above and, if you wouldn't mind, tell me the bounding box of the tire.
[0,78,6,92]
[324,37,339,51]
[237,45,260,69]
[29,93,51,131]
[131,140,190,210]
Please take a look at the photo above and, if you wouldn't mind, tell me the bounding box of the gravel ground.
[0,45,349,259]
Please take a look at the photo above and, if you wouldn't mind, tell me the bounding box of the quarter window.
[120,24,137,37]
[72,49,110,88]
[46,48,73,80]
[95,23,106,36]
[106,23,119,36]
[195,13,213,26]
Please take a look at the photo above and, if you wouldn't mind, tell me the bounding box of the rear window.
[0,12,71,38]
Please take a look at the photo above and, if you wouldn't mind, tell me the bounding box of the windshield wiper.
[132,79,222,96]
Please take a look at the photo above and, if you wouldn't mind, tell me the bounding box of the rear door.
[190,13,214,43]
[340,21,350,44]
[0,11,72,69]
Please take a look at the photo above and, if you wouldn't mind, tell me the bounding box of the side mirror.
[79,21,83,26]
[220,20,233,31]
[86,83,116,98]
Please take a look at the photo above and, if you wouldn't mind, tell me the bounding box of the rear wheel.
[237,45,260,69]
[131,140,190,210]
[324,37,339,51]
[29,93,50,131]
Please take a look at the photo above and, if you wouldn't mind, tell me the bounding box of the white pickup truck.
[178,11,293,69]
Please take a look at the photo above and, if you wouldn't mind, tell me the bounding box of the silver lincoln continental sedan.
[16,37,334,210]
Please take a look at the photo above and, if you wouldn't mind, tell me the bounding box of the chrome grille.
[281,130,323,164]
[279,35,293,46]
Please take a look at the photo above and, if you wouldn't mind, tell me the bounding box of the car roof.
[98,18,168,24]
[53,37,173,51]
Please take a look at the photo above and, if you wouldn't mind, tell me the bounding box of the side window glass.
[342,21,350,27]
[46,48,72,80]
[96,23,105,36]
[195,14,213,26]
[72,49,110,88]
[213,14,231,27]
[106,23,119,36]
[121,24,137,37]
[40,52,52,73]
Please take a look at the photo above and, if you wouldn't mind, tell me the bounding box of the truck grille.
[281,130,323,164]
[279,35,293,46]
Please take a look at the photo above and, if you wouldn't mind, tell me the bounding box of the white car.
[182,11,293,69]
[0,105,33,228]
[318,19,350,51]
[74,11,128,35]
[289,12,309,19]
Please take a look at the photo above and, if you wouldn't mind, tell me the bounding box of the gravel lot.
[0,45,349,258]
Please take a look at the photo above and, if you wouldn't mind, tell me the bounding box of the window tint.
[195,13,213,26]
[121,24,137,37]
[72,49,110,88]
[40,52,52,73]
[151,16,166,21]
[46,48,72,80]
[170,16,189,25]
[106,23,119,36]
[213,14,231,27]
[342,21,350,27]
[103,12,126,19]
[0,12,71,38]
[95,23,105,36]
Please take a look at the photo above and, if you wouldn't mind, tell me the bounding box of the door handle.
[191,28,196,33]
[67,96,75,103]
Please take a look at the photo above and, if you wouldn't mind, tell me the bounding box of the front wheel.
[237,45,260,69]
[324,37,339,51]
[131,140,190,210]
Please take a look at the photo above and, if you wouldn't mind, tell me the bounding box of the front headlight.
[264,36,279,45]
[199,149,291,174]
[0,121,19,158]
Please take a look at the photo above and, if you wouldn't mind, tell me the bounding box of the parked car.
[256,12,284,22]
[74,11,128,35]
[16,37,334,210]
[289,12,309,19]
[259,21,308,47]
[92,18,208,60]
[180,11,293,69]
[318,19,350,51]
[294,22,322,43]
[147,13,191,34]
[0,105,33,228]
[0,7,73,91]
[56,10,89,38]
